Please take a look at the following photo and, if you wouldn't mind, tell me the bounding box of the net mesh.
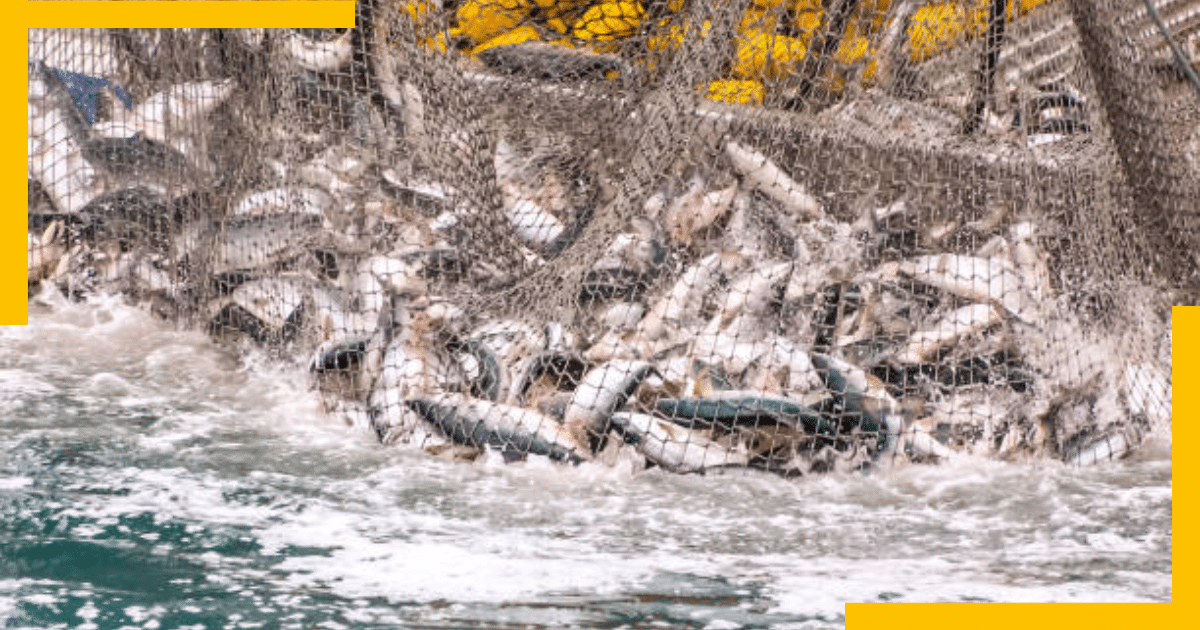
[27,0,1188,474]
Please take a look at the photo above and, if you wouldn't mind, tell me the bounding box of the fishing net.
[26,0,1190,475]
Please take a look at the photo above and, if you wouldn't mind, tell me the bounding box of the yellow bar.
[24,2,356,29]
[847,602,1175,628]
[1172,306,1187,602]
[2,26,27,324]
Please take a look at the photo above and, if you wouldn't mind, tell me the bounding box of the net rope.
[27,0,1189,474]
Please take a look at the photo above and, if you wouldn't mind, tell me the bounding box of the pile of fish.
[27,27,1172,477]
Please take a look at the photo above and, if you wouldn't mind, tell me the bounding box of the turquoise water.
[1,292,1172,629]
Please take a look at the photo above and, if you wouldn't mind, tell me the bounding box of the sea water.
[0,292,1171,629]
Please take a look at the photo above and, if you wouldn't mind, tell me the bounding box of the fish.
[407,393,587,464]
[708,260,792,328]
[309,335,373,400]
[897,418,958,462]
[368,335,436,443]
[1009,221,1053,301]
[282,29,354,73]
[507,351,587,409]
[880,254,1039,322]
[344,255,427,331]
[226,277,310,341]
[28,220,67,283]
[1063,420,1150,466]
[81,133,202,187]
[894,303,1003,365]
[454,338,506,402]
[691,315,776,377]
[470,319,546,367]
[653,390,835,435]
[724,142,823,221]
[367,3,425,141]
[77,186,175,252]
[231,187,333,218]
[563,359,658,453]
[661,176,738,243]
[493,138,569,248]
[178,213,323,276]
[99,79,235,146]
[598,301,645,331]
[763,336,823,394]
[310,284,378,342]
[581,217,665,303]
[28,64,107,214]
[809,353,903,462]
[588,251,727,361]
[611,411,750,474]
[364,288,471,444]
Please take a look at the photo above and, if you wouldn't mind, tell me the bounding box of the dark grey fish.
[310,336,370,374]
[810,353,904,464]
[407,393,587,464]
[78,185,173,251]
[653,391,835,435]
[82,134,201,184]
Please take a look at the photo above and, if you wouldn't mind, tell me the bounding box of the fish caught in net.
[26,0,1188,476]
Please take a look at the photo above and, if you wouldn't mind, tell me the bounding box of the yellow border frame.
[7,2,1175,626]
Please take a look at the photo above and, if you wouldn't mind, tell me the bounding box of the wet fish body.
[653,391,834,435]
[563,359,658,453]
[407,393,587,464]
[186,213,323,275]
[611,411,750,474]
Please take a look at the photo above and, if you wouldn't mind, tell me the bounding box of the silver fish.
[897,418,958,462]
[563,359,658,453]
[180,213,323,275]
[282,29,354,73]
[369,335,435,443]
[725,142,822,221]
[1009,221,1053,301]
[493,138,568,248]
[894,303,1003,365]
[231,187,333,218]
[229,277,309,331]
[1064,421,1149,466]
[309,335,373,401]
[881,254,1038,322]
[611,411,750,474]
[586,251,728,363]
[708,260,792,328]
[28,67,106,214]
[28,221,67,283]
[99,79,235,146]
[662,175,738,243]
[653,390,834,435]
